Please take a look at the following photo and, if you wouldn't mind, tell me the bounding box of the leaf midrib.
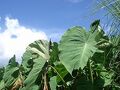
[80,43,87,63]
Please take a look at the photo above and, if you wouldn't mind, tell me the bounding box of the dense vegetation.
[0,20,120,90]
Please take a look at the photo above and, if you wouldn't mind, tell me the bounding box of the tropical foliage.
[96,0,120,35]
[0,20,120,90]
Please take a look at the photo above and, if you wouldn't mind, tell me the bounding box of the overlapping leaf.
[59,26,98,74]
[22,40,50,89]
[3,55,19,89]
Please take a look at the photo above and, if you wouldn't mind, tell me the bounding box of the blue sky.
[0,0,107,65]
[0,0,105,32]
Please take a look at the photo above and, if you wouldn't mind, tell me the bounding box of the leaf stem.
[88,60,94,85]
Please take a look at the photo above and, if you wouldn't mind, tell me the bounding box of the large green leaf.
[23,57,46,89]
[3,55,19,88]
[59,26,98,74]
[55,63,68,83]
[22,40,50,89]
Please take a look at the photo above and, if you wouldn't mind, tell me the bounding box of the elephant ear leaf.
[22,40,50,89]
[59,26,98,74]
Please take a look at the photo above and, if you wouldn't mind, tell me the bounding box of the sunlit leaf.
[59,26,98,74]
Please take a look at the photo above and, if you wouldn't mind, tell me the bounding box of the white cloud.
[0,17,47,65]
[66,0,83,3]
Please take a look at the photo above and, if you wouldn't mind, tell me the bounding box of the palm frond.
[95,0,120,36]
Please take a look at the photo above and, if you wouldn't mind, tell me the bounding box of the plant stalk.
[88,60,94,86]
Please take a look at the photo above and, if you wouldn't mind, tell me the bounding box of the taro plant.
[0,20,120,90]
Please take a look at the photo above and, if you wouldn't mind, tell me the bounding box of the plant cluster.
[0,20,120,90]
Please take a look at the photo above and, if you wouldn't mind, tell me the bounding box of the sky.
[0,0,106,66]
